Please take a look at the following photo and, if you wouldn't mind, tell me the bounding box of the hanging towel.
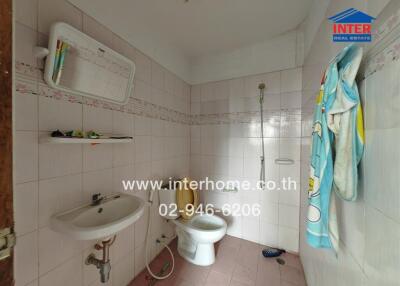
[307,67,339,252]
[307,44,364,252]
[327,45,365,201]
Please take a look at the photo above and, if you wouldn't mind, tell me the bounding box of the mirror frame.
[44,22,135,105]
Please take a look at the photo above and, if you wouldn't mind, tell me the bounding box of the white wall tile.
[135,51,152,84]
[189,62,302,254]
[112,34,136,62]
[83,144,113,172]
[14,182,38,236]
[151,62,165,91]
[201,83,215,102]
[15,91,38,131]
[279,204,299,229]
[14,1,193,285]
[134,207,149,247]
[113,165,134,193]
[38,227,82,275]
[259,202,278,224]
[39,143,82,179]
[242,218,260,243]
[38,174,82,227]
[151,119,165,137]
[263,93,281,111]
[229,78,245,98]
[38,96,82,131]
[278,226,299,252]
[263,71,281,95]
[281,68,302,93]
[112,111,133,150]
[38,255,82,286]
[15,131,38,183]
[113,253,134,286]
[164,71,175,95]
[15,0,38,29]
[134,136,152,163]
[82,15,113,48]
[280,111,302,138]
[25,280,38,286]
[83,105,113,134]
[365,128,400,223]
[279,138,301,161]
[38,0,83,35]
[299,2,393,285]
[134,115,152,136]
[133,79,151,101]
[15,23,37,67]
[134,242,145,276]
[112,225,134,262]
[259,221,278,247]
[82,168,113,201]
[213,80,229,100]
[281,92,302,109]
[15,231,38,286]
[244,72,280,98]
[364,206,400,286]
[113,143,133,167]
[191,85,201,102]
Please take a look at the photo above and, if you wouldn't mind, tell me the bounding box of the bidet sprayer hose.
[145,198,175,280]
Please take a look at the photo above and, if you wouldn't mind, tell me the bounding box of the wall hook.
[33,46,49,59]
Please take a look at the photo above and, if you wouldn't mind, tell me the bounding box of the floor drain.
[276,258,285,265]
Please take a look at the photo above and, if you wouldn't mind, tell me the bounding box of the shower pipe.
[259,83,266,187]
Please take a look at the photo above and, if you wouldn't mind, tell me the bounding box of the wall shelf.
[40,136,133,144]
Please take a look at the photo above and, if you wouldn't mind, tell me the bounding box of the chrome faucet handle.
[92,193,103,205]
[92,193,101,200]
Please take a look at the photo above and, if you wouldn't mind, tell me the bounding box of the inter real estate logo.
[328,8,375,42]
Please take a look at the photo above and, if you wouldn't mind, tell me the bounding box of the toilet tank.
[158,187,179,220]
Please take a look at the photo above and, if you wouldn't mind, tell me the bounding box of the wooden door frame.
[0,0,14,285]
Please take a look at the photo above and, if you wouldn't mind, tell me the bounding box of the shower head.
[259,83,266,104]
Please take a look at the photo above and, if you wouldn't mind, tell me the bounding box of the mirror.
[44,22,135,105]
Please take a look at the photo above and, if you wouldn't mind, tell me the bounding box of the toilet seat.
[176,178,199,220]
[174,214,226,235]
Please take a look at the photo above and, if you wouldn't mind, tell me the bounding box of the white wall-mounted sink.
[50,193,145,240]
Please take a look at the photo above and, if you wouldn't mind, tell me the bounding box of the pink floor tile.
[280,253,302,270]
[230,278,255,286]
[232,263,257,284]
[128,236,307,286]
[281,281,297,286]
[204,270,231,286]
[280,265,303,285]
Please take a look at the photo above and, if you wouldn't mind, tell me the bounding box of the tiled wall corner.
[13,0,190,285]
[299,1,398,286]
[189,67,302,253]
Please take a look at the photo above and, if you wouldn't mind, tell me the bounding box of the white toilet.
[159,181,227,266]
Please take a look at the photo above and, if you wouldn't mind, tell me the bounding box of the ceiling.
[68,0,312,81]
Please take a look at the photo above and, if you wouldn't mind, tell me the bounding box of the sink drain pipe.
[85,235,116,283]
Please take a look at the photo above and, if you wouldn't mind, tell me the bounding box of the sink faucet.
[91,193,104,206]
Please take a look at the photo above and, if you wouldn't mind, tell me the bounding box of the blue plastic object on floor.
[262,247,286,258]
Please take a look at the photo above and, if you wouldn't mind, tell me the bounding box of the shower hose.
[259,83,266,185]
